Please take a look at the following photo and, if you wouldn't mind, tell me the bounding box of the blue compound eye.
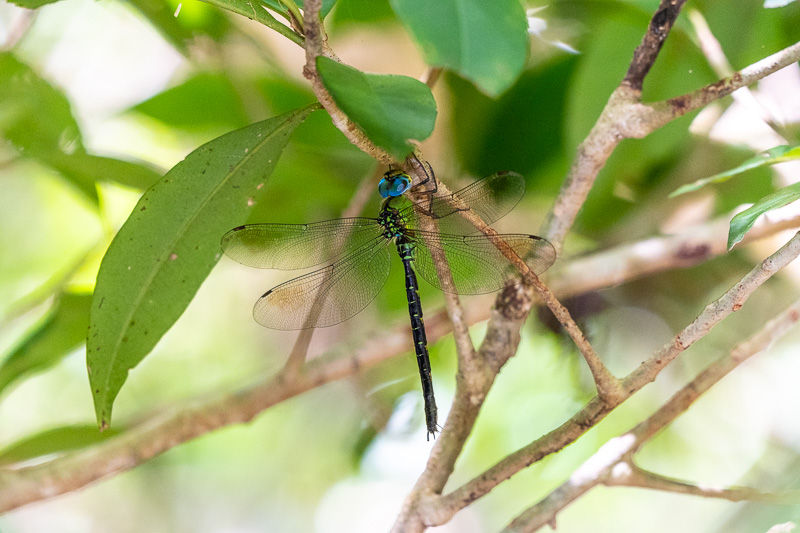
[378,172,412,198]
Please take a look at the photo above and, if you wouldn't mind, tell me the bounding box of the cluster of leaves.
[2,0,799,476]
[672,145,800,248]
[0,0,540,460]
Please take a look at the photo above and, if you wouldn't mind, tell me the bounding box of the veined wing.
[220,217,384,270]
[253,237,391,329]
[403,171,526,235]
[410,230,556,295]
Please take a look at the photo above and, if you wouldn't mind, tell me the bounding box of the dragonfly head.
[378,169,412,199]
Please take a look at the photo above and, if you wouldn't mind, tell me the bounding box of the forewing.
[404,172,526,235]
[412,231,556,294]
[253,238,391,329]
[220,218,383,269]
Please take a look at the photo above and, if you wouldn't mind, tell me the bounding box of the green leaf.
[0,51,83,157]
[200,0,304,45]
[0,292,92,396]
[389,0,528,97]
[0,52,157,202]
[6,0,60,8]
[46,152,162,192]
[450,56,578,178]
[132,72,250,131]
[261,0,337,18]
[316,57,436,159]
[0,52,160,199]
[671,145,800,197]
[87,105,318,429]
[0,425,121,466]
[728,182,800,249]
[127,0,195,54]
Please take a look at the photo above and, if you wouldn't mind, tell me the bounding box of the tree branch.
[503,295,800,532]
[302,0,394,164]
[282,166,381,377]
[4,208,797,513]
[430,231,800,524]
[622,0,688,91]
[617,465,800,505]
[0,315,454,512]
[542,37,800,250]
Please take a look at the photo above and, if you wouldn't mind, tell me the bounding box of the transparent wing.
[220,218,383,270]
[410,231,556,295]
[402,171,526,235]
[253,238,391,329]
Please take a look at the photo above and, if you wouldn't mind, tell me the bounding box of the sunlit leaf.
[389,0,528,97]
[0,292,92,396]
[0,52,162,200]
[0,52,96,201]
[671,145,800,197]
[316,57,436,159]
[728,182,800,249]
[87,104,318,429]
[132,72,250,131]
[200,0,304,44]
[127,0,194,53]
[0,425,122,466]
[261,0,336,18]
[5,0,60,7]
[46,153,163,192]
[450,56,578,178]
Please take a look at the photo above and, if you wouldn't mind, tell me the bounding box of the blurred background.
[1,0,800,531]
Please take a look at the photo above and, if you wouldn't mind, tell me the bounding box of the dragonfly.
[220,168,556,439]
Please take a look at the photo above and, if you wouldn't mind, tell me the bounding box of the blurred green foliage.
[1,0,800,531]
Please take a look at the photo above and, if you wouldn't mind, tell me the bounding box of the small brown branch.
[282,167,381,377]
[629,298,800,445]
[421,67,443,89]
[501,434,636,532]
[502,296,800,532]
[656,39,800,127]
[0,310,462,512]
[688,9,790,140]
[2,10,36,51]
[430,231,800,524]
[542,38,800,250]
[302,0,394,164]
[549,207,800,300]
[623,230,800,391]
[524,273,623,403]
[618,465,800,505]
[622,0,688,91]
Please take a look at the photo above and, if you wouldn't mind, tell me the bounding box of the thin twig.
[302,0,394,163]
[502,296,800,532]
[656,40,800,128]
[3,219,798,513]
[618,465,800,504]
[430,231,800,524]
[199,0,304,47]
[282,166,381,377]
[623,0,688,91]
[688,9,790,140]
[542,38,800,250]
[0,311,456,513]
[421,67,443,89]
[2,10,36,51]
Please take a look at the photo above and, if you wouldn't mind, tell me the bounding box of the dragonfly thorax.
[378,204,408,239]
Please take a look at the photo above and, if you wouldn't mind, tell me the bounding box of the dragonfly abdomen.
[396,238,438,439]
